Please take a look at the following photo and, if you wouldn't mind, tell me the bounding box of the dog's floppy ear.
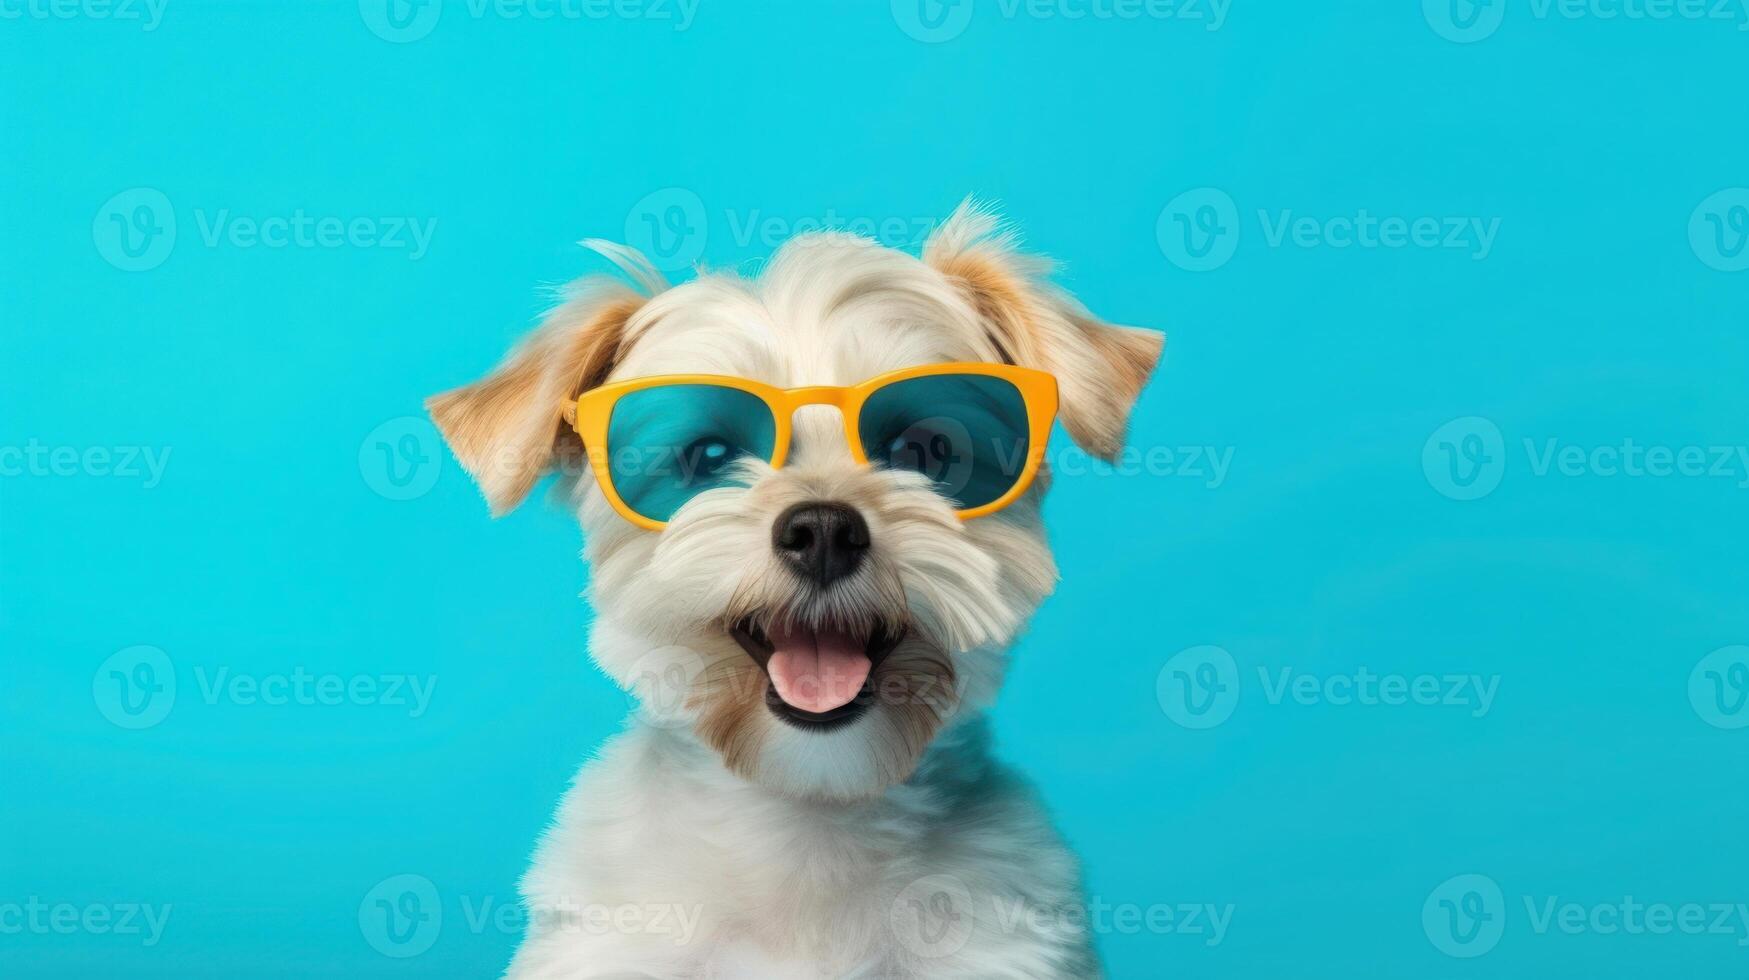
[426,243,664,516]
[924,200,1163,460]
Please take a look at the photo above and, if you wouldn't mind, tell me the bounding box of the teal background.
[4,1,1748,977]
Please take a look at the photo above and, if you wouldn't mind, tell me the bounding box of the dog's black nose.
[772,502,870,586]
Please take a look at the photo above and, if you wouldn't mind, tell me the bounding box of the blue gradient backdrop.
[4,1,1747,977]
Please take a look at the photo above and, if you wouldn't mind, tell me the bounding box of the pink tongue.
[766,624,872,714]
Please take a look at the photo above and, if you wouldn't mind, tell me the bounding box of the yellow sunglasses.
[572,362,1058,530]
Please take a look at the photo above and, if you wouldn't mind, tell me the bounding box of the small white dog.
[429,201,1160,979]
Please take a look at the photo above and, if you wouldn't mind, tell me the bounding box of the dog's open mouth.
[730,617,906,731]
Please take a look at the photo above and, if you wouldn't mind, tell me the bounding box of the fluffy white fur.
[428,202,1161,979]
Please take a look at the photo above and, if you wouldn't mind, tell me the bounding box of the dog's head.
[428,202,1160,802]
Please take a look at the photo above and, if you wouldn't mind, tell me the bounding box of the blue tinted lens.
[858,374,1031,509]
[606,384,776,522]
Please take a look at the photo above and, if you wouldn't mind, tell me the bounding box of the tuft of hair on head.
[424,241,667,516]
[576,238,672,296]
[923,198,1164,460]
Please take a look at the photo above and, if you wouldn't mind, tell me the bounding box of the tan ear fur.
[426,284,643,516]
[924,200,1163,460]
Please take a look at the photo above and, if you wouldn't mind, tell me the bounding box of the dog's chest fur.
[508,719,1100,979]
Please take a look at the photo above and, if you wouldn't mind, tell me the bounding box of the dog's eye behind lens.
[859,374,1030,509]
[606,385,777,522]
[680,436,737,485]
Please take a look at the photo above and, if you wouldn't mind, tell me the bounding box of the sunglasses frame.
[572,362,1059,531]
